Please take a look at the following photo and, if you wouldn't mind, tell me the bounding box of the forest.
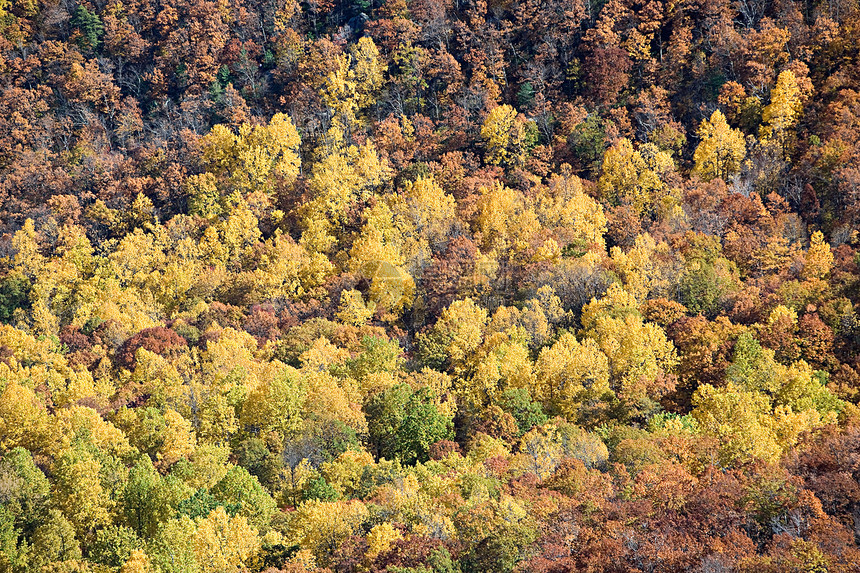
[2,0,860,570]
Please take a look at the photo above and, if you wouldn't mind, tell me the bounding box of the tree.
[597,139,676,216]
[149,517,198,573]
[365,522,401,560]
[0,272,31,324]
[194,507,261,573]
[691,382,788,465]
[321,37,384,131]
[534,171,607,252]
[336,289,375,326]
[287,500,368,566]
[365,384,454,464]
[122,455,177,539]
[802,231,833,280]
[210,466,278,532]
[121,549,152,573]
[348,202,416,320]
[71,5,104,52]
[392,175,459,266]
[0,448,50,536]
[679,233,741,316]
[580,284,678,420]
[117,326,187,369]
[300,139,390,255]
[498,388,548,436]
[199,113,301,197]
[481,105,537,167]
[693,110,747,181]
[0,382,48,453]
[474,183,539,255]
[512,421,608,479]
[533,333,612,424]
[240,365,306,439]
[52,445,113,538]
[395,388,455,464]
[28,510,82,570]
[759,70,805,156]
[89,525,141,569]
[417,298,488,373]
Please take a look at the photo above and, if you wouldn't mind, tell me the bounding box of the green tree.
[396,388,455,465]
[52,445,113,538]
[365,384,453,464]
[0,273,30,324]
[71,4,103,51]
[0,447,51,536]
[498,388,548,436]
[89,526,141,569]
[122,455,179,539]
[210,466,277,533]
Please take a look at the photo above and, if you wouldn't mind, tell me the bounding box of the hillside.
[2,0,860,571]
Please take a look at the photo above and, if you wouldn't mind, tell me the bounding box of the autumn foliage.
[2,0,860,571]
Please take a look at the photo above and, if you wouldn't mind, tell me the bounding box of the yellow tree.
[533,333,612,423]
[158,409,196,469]
[240,364,306,439]
[391,176,458,269]
[349,37,385,110]
[199,112,301,197]
[480,104,537,167]
[301,369,367,437]
[609,233,678,303]
[482,104,517,166]
[417,298,488,373]
[321,55,359,128]
[10,218,45,279]
[466,328,535,407]
[474,183,540,255]
[252,231,334,301]
[321,37,384,132]
[692,382,824,466]
[194,507,261,573]
[47,405,134,460]
[693,110,747,181]
[120,550,151,573]
[0,382,49,452]
[287,500,369,566]
[300,139,390,255]
[52,446,113,538]
[597,139,676,216]
[759,70,805,156]
[801,231,833,280]
[366,522,401,560]
[320,449,375,499]
[534,172,607,251]
[349,202,416,319]
[336,289,376,326]
[580,284,678,420]
[186,173,222,218]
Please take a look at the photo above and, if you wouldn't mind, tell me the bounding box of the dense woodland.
[3,0,860,570]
